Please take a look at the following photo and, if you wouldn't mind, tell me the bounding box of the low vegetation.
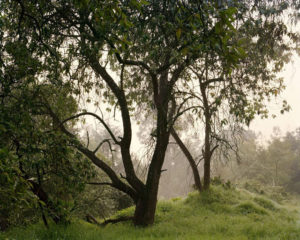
[2,185,299,240]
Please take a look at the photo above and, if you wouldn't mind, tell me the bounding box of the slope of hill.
[1,185,300,240]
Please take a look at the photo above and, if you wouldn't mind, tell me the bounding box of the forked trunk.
[133,141,167,226]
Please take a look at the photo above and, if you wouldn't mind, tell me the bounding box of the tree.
[0,84,94,227]
[169,0,299,190]
[1,0,249,226]
[0,35,94,227]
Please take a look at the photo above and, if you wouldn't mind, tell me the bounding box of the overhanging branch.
[43,101,139,201]
[61,112,119,144]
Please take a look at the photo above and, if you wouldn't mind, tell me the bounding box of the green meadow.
[2,185,300,240]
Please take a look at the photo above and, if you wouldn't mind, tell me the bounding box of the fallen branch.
[86,214,100,225]
[102,216,133,226]
[85,214,133,226]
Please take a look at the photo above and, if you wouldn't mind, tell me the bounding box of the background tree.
[169,0,299,191]
[214,128,300,197]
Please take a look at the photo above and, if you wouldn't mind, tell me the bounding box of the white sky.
[249,53,300,141]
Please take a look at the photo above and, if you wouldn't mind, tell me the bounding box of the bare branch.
[61,112,119,144]
[174,90,202,102]
[210,145,219,157]
[93,138,113,154]
[190,67,224,87]
[203,77,224,87]
[87,54,133,146]
[171,106,202,128]
[120,173,127,180]
[104,38,156,79]
[196,156,204,167]
[120,64,125,90]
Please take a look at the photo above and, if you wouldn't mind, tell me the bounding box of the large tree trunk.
[133,190,158,226]
[133,115,170,226]
[133,148,166,226]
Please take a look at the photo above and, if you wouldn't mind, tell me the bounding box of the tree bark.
[133,191,158,226]
[203,150,211,190]
[133,145,167,225]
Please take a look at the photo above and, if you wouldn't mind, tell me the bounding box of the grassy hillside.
[1,185,300,240]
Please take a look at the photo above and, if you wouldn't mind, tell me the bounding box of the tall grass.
[1,185,300,240]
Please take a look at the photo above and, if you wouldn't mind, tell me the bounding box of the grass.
[1,185,300,240]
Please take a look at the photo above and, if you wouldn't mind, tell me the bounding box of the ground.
[1,185,300,240]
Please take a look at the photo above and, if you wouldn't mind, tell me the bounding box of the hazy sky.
[250,53,300,140]
[88,53,300,149]
[85,34,300,148]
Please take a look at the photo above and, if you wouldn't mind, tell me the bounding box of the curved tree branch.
[170,128,203,192]
[61,112,119,144]
[44,102,139,202]
[87,54,145,193]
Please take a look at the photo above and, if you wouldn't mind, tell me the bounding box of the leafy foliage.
[0,32,95,228]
